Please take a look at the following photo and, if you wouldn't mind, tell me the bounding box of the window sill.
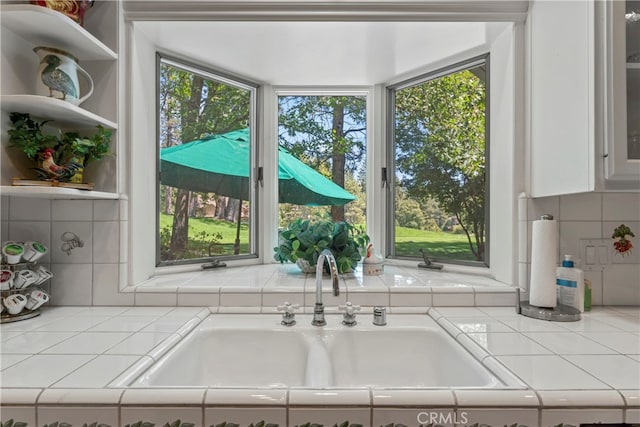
[127,262,514,308]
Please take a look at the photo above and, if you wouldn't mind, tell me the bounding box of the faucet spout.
[312,249,340,326]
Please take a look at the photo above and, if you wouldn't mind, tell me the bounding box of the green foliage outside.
[159,213,248,259]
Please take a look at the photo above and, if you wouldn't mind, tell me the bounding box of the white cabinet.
[528,0,640,197]
[0,4,120,199]
[604,0,640,182]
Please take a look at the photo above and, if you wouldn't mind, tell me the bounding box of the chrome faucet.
[312,249,340,326]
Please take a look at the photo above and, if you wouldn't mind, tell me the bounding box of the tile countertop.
[0,306,638,411]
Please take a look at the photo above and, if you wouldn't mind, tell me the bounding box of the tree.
[159,62,250,260]
[394,69,486,261]
[278,96,366,222]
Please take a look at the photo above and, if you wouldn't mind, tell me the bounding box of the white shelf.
[0,4,117,61]
[1,95,117,129]
[0,186,119,200]
[628,62,640,69]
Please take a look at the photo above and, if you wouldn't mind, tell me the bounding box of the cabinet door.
[529,0,595,196]
[605,0,640,181]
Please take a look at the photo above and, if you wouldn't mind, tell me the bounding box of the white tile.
[289,389,371,405]
[0,406,36,427]
[92,220,119,263]
[140,317,193,334]
[454,390,540,408]
[0,331,25,341]
[119,199,128,221]
[593,313,640,332]
[0,388,42,405]
[33,315,113,332]
[177,291,220,306]
[92,263,134,306]
[261,290,304,307]
[373,408,457,427]
[447,316,514,333]
[603,264,640,306]
[121,389,205,405]
[52,354,140,387]
[50,263,93,305]
[288,408,370,427]
[43,331,131,354]
[121,306,175,316]
[525,332,617,354]
[219,291,262,306]
[119,219,128,263]
[558,221,602,262]
[7,220,52,263]
[371,389,455,406]
[38,406,118,427]
[39,388,124,405]
[88,316,157,332]
[621,389,640,407]
[0,353,31,370]
[433,307,488,317]
[1,331,76,354]
[389,291,431,307]
[474,291,516,306]
[134,291,177,306]
[558,315,626,332]
[628,355,640,362]
[120,407,202,427]
[9,198,51,221]
[93,199,120,221]
[559,192,602,220]
[497,355,609,389]
[577,332,640,354]
[52,200,93,221]
[537,390,624,406]
[105,331,172,355]
[603,192,640,221]
[0,354,94,387]
[205,388,288,406]
[467,332,553,355]
[432,291,475,306]
[460,409,539,427]
[205,408,286,427]
[1,196,9,220]
[51,221,93,263]
[565,354,640,389]
[493,315,569,332]
[541,409,623,426]
[627,409,640,423]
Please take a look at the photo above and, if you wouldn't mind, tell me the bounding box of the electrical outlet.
[579,238,611,272]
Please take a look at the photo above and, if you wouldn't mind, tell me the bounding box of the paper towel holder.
[516,288,581,322]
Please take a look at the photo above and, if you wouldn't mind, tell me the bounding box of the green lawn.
[160,215,475,261]
[160,213,249,256]
[395,226,475,261]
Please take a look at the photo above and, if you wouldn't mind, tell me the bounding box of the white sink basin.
[129,314,513,388]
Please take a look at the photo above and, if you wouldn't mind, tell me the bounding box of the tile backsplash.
[2,191,639,307]
[0,196,132,306]
[520,192,640,306]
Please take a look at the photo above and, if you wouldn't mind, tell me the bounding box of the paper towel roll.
[529,217,558,308]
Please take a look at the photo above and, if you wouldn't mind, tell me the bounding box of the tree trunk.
[169,75,204,257]
[331,101,346,222]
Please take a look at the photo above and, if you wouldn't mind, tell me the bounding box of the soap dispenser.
[556,255,585,312]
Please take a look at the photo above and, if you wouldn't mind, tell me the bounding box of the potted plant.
[274,217,370,274]
[7,112,112,184]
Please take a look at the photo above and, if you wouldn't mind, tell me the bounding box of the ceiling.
[135,21,506,86]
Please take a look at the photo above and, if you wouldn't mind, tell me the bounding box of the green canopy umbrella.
[160,128,356,254]
[160,128,356,206]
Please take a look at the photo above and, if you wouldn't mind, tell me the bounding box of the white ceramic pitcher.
[34,46,94,106]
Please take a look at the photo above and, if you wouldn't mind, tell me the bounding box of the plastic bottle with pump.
[556,255,584,312]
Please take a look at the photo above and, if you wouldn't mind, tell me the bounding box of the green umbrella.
[160,128,356,206]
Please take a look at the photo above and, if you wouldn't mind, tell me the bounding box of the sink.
[129,314,514,388]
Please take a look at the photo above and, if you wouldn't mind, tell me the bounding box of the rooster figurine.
[40,54,78,101]
[35,148,82,181]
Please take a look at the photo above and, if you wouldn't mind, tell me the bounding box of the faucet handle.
[277,302,300,326]
[339,302,360,326]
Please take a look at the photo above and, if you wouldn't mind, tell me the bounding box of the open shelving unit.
[0,3,120,199]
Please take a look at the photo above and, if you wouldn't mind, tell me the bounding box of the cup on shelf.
[2,242,24,264]
[0,270,14,291]
[13,269,38,290]
[3,294,27,315]
[25,289,49,311]
[23,241,47,262]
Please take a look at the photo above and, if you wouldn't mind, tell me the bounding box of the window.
[277,95,367,229]
[388,56,489,265]
[157,55,258,266]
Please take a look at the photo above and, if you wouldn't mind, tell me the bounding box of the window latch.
[381,167,387,188]
[257,166,264,187]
